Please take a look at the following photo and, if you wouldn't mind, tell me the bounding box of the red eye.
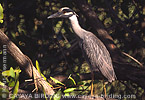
[63,11,66,14]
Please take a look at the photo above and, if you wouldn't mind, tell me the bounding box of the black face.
[47,7,77,19]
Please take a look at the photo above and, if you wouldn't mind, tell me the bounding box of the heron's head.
[47,7,78,19]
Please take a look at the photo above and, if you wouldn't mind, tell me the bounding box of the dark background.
[0,0,145,99]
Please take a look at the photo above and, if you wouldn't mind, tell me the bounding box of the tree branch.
[0,30,54,95]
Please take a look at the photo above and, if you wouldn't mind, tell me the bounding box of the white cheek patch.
[64,12,73,15]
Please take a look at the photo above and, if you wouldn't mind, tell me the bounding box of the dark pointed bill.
[47,12,61,19]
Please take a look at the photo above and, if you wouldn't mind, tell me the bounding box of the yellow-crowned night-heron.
[48,7,117,89]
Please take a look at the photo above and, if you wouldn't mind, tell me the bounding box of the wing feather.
[80,31,116,82]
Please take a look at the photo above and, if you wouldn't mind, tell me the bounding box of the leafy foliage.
[0,4,3,23]
[0,0,145,100]
[1,67,21,100]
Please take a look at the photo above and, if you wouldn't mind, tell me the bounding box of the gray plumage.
[80,31,116,82]
[48,7,117,82]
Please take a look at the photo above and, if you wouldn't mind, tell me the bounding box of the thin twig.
[122,52,143,67]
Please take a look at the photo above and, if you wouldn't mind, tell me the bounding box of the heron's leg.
[91,71,94,96]
[103,80,108,98]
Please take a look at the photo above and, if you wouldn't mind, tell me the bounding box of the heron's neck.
[69,15,85,39]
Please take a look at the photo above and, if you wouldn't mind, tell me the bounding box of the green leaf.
[2,67,19,78]
[50,77,65,86]
[64,93,69,96]
[0,4,3,13]
[0,81,5,86]
[41,73,53,87]
[11,80,19,100]
[2,70,11,77]
[10,67,15,79]
[53,89,62,100]
[8,78,15,87]
[15,69,20,80]
[68,75,76,85]
[63,88,76,93]
[36,60,41,74]
[0,20,3,23]
[41,73,47,80]
[0,50,2,54]
[36,61,53,87]
[0,4,4,23]
[14,68,21,73]
[5,77,9,83]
